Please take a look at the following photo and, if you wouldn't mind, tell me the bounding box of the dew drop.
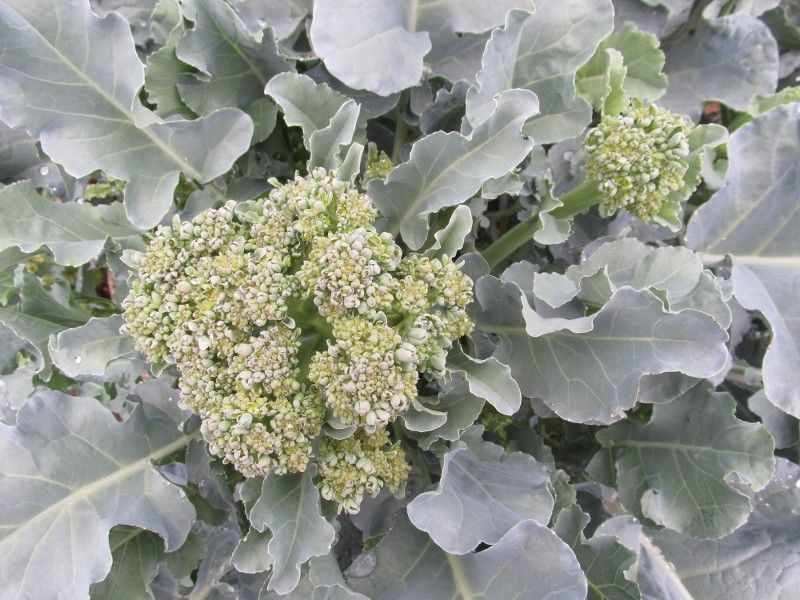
[257,18,267,28]
[74,355,82,365]
[795,479,800,489]
[39,165,50,176]
[348,551,377,578]
[563,150,574,161]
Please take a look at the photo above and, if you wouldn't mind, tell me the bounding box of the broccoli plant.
[0,1,798,599]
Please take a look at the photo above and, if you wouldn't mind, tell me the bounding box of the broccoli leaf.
[309,0,528,96]
[246,468,336,595]
[0,181,143,267]
[643,458,800,599]
[474,276,730,424]
[368,89,537,249]
[175,0,291,114]
[660,14,779,119]
[0,0,253,229]
[49,315,136,378]
[466,1,614,143]
[347,514,587,599]
[407,436,553,554]
[686,103,800,418]
[592,384,775,539]
[0,390,196,599]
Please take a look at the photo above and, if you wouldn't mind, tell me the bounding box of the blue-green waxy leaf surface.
[644,458,800,600]
[309,0,529,96]
[0,391,196,600]
[0,180,143,266]
[593,384,775,539]
[0,0,254,229]
[407,435,553,554]
[347,514,587,600]
[660,14,779,119]
[474,275,730,424]
[49,315,136,378]
[686,103,800,418]
[368,89,537,249]
[176,0,291,115]
[245,469,336,595]
[466,1,614,143]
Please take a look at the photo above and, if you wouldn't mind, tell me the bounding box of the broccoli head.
[122,168,473,510]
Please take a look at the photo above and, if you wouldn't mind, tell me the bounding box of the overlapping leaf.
[0,391,196,600]
[466,1,614,143]
[592,384,775,538]
[244,469,336,595]
[347,514,587,600]
[686,103,800,417]
[49,315,136,378]
[474,275,730,424]
[265,72,365,172]
[407,434,553,553]
[660,14,779,119]
[644,458,800,600]
[533,238,731,327]
[368,89,537,249]
[309,0,529,96]
[176,0,291,114]
[0,0,253,229]
[0,275,90,376]
[0,181,143,266]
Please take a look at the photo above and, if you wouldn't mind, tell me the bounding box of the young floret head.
[318,429,410,514]
[585,102,694,221]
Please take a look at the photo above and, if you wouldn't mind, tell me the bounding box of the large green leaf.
[554,506,641,600]
[577,22,667,111]
[265,72,365,172]
[445,345,521,416]
[309,0,528,96]
[409,376,485,450]
[466,1,614,143]
[644,458,800,600]
[347,513,586,599]
[474,276,729,424]
[593,384,775,539]
[660,14,778,119]
[686,103,800,417]
[175,0,291,114]
[407,433,553,554]
[246,469,336,595]
[0,391,196,599]
[0,181,143,266]
[368,89,537,249]
[49,315,136,378]
[144,0,194,119]
[533,238,731,327]
[0,0,253,229]
[0,275,90,376]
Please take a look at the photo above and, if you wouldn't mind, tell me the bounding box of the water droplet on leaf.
[348,551,377,577]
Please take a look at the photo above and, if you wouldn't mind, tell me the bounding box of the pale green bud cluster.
[123,168,473,510]
[585,103,693,220]
[363,143,394,182]
[318,429,410,514]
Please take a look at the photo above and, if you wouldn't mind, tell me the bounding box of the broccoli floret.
[318,429,410,514]
[585,102,694,221]
[122,168,473,510]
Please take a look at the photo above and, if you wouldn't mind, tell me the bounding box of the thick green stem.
[392,91,410,164]
[481,180,603,269]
